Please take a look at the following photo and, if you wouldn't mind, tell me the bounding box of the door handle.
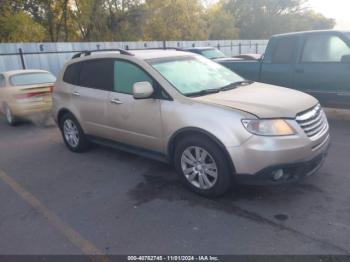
[295,69,304,74]
[73,91,80,96]
[110,98,123,104]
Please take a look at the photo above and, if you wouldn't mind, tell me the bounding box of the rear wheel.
[174,135,233,197]
[3,104,17,126]
[59,113,90,153]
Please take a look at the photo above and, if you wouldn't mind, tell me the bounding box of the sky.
[305,0,350,30]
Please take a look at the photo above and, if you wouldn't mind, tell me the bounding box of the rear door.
[294,32,350,107]
[74,59,114,137]
[260,36,298,87]
[106,60,163,153]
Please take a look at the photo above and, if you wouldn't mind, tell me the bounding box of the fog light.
[272,169,284,181]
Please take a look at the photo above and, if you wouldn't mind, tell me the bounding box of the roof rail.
[72,48,134,59]
[129,47,184,51]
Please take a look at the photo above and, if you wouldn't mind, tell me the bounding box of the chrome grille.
[296,104,328,138]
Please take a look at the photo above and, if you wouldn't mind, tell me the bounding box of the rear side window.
[63,62,82,85]
[10,73,56,86]
[271,37,297,64]
[79,59,114,91]
[301,34,350,62]
[114,60,153,94]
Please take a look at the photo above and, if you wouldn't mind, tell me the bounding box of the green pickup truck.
[220,30,350,108]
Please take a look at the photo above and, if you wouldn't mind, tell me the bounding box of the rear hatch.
[13,84,54,105]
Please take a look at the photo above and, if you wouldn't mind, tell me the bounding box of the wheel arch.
[57,108,75,128]
[167,127,236,174]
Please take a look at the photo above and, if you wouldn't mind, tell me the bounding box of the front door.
[294,33,350,108]
[106,60,163,153]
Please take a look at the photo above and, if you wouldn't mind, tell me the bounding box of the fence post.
[162,40,166,49]
[230,41,233,56]
[255,43,259,54]
[18,48,26,70]
[239,43,242,54]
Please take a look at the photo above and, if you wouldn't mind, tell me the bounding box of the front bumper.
[235,142,330,185]
[226,120,330,185]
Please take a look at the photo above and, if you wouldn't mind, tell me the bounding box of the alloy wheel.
[63,119,80,148]
[180,146,218,190]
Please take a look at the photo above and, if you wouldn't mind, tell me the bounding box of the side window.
[271,37,297,64]
[79,59,114,91]
[114,60,153,94]
[302,34,350,62]
[63,62,82,85]
[0,75,5,88]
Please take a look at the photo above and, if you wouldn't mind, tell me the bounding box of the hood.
[193,82,318,118]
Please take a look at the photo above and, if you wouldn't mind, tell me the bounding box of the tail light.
[14,92,44,99]
[14,86,53,99]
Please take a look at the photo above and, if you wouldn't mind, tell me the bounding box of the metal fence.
[0,40,268,76]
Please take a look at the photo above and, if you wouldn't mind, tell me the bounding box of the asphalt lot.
[0,116,350,255]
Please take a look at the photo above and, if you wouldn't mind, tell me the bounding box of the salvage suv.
[53,49,330,197]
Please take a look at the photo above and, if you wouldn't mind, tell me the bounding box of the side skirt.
[87,135,170,164]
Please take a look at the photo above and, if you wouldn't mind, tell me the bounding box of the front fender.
[161,99,253,153]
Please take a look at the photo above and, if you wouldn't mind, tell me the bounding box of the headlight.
[242,119,295,136]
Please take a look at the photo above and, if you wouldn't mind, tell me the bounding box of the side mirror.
[341,54,350,63]
[133,81,154,99]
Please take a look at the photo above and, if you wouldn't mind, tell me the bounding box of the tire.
[174,135,233,197]
[3,104,17,126]
[59,113,90,153]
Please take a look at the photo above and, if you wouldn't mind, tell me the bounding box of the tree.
[222,0,335,39]
[1,0,80,42]
[71,0,109,41]
[293,10,336,31]
[71,0,145,41]
[0,1,45,42]
[0,0,337,43]
[143,0,208,41]
[104,0,146,41]
[206,3,239,40]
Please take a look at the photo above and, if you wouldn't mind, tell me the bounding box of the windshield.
[10,72,56,86]
[200,49,227,59]
[150,56,244,96]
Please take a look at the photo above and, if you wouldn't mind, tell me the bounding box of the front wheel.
[174,136,233,197]
[59,113,90,153]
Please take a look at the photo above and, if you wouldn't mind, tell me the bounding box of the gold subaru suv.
[52,49,330,197]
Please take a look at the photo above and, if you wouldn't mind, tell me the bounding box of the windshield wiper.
[186,80,254,97]
[186,88,221,97]
[219,80,254,91]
